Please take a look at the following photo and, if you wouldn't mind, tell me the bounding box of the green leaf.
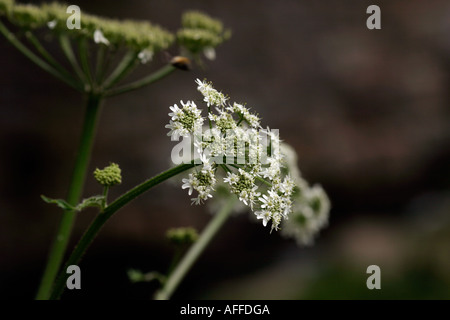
[41,195,76,211]
[41,194,105,212]
[75,195,105,211]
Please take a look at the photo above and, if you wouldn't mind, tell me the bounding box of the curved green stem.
[0,21,81,91]
[49,162,198,300]
[105,64,176,97]
[154,197,237,300]
[35,94,103,300]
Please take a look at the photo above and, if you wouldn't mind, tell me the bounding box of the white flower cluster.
[279,143,331,246]
[165,100,204,140]
[166,79,330,235]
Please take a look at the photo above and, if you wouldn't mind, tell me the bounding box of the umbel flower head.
[177,11,231,58]
[1,1,229,61]
[3,1,174,52]
[279,143,331,246]
[94,163,122,187]
[167,79,330,235]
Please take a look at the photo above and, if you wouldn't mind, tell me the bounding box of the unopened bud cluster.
[93,163,122,187]
[0,1,229,63]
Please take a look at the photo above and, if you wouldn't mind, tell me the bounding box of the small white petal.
[138,50,153,64]
[203,47,216,60]
[94,29,110,46]
[47,20,57,29]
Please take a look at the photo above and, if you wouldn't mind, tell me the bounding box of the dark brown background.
[1,0,449,299]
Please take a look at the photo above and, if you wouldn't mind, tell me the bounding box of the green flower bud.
[182,11,224,34]
[166,227,198,245]
[177,11,231,54]
[93,163,122,187]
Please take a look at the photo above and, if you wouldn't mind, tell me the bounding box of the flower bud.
[93,163,122,187]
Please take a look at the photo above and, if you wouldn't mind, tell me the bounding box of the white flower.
[203,47,216,60]
[208,111,236,132]
[244,113,261,129]
[223,172,239,185]
[195,78,209,92]
[281,184,330,246]
[195,79,228,107]
[256,180,295,230]
[182,158,217,205]
[227,102,247,114]
[182,176,195,196]
[47,20,57,29]
[138,50,153,64]
[279,175,296,196]
[166,100,204,140]
[260,157,281,180]
[224,168,260,209]
[227,103,260,128]
[255,210,271,227]
[94,29,110,46]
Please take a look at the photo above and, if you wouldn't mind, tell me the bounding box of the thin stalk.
[102,50,138,89]
[236,113,245,126]
[105,64,176,97]
[0,21,81,91]
[95,44,108,84]
[154,197,237,300]
[49,162,198,300]
[24,31,82,91]
[78,37,94,89]
[59,34,88,88]
[35,94,103,300]
[208,106,212,129]
[229,163,272,187]
[101,186,109,211]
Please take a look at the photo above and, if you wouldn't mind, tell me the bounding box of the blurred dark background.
[1,0,450,299]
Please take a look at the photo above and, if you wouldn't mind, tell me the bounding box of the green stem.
[24,31,82,91]
[95,44,108,84]
[78,37,94,90]
[0,21,81,91]
[102,50,138,89]
[35,94,103,300]
[105,64,176,97]
[154,197,237,300]
[229,164,272,187]
[208,106,212,129]
[49,162,198,300]
[59,34,88,88]
[101,186,109,210]
[236,113,245,126]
